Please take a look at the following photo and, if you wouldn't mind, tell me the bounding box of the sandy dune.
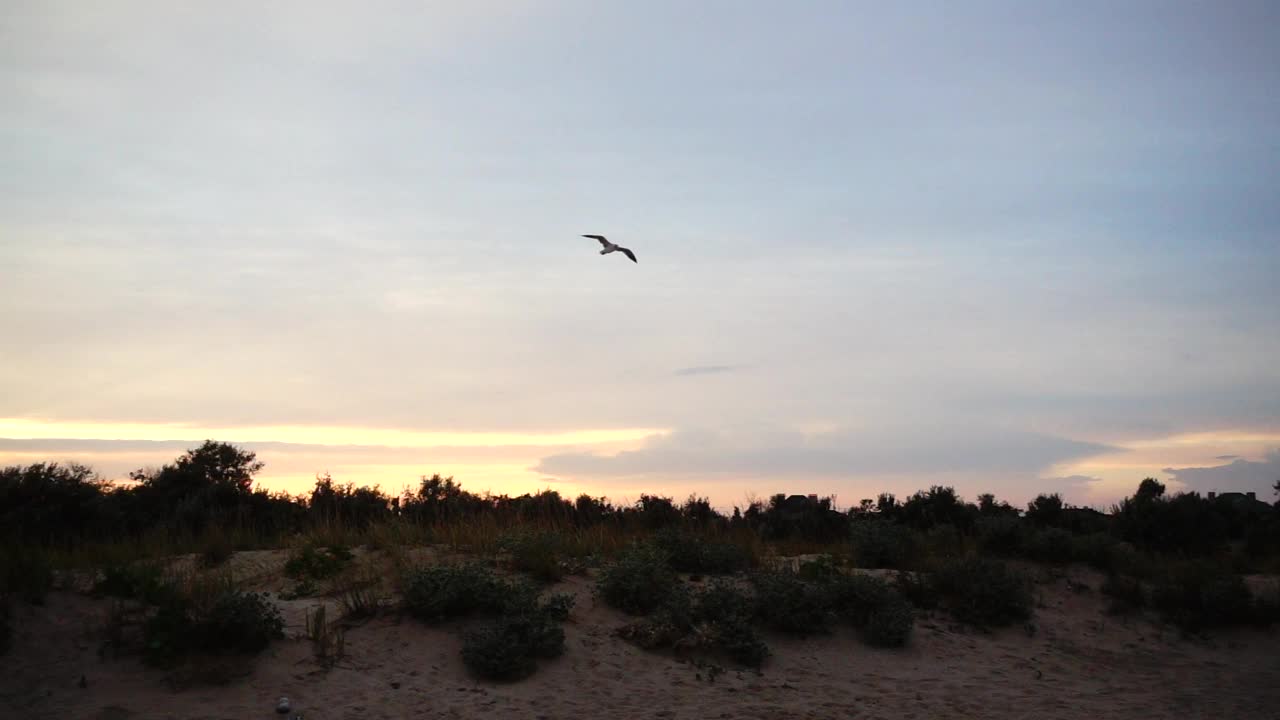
[2,552,1277,720]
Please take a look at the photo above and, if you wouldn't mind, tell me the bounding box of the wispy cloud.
[674,365,739,377]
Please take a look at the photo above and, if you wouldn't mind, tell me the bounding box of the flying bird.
[583,234,637,263]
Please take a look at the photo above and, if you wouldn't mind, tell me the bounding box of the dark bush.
[461,613,565,681]
[934,557,1033,627]
[1071,532,1119,570]
[143,589,284,667]
[0,595,11,655]
[539,592,576,622]
[284,543,353,581]
[618,581,770,667]
[851,520,917,569]
[894,570,940,610]
[196,590,286,653]
[94,562,173,605]
[1151,563,1254,631]
[649,528,749,574]
[751,570,831,635]
[0,548,54,604]
[198,533,235,569]
[402,562,508,622]
[1024,528,1075,564]
[597,546,679,615]
[828,573,893,626]
[1100,574,1147,615]
[863,597,915,647]
[976,516,1024,557]
[498,530,565,582]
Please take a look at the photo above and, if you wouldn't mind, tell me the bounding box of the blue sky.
[2,1,1278,508]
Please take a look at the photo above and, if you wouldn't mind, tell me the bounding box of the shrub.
[143,589,285,667]
[863,597,915,648]
[1024,528,1075,564]
[894,570,939,610]
[497,530,565,583]
[934,557,1033,627]
[1100,574,1147,615]
[0,595,11,655]
[461,614,565,681]
[539,592,576,622]
[851,520,917,569]
[596,546,679,615]
[1151,563,1254,631]
[829,573,894,626]
[976,516,1025,556]
[827,573,914,647]
[649,528,749,574]
[197,590,285,653]
[751,570,831,635]
[1071,532,1119,570]
[0,548,54,604]
[402,562,508,622]
[284,544,353,581]
[198,533,235,569]
[796,554,843,582]
[923,524,964,560]
[704,616,770,666]
[94,562,172,605]
[617,582,769,667]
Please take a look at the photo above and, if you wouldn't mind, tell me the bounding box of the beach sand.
[3,551,1277,720]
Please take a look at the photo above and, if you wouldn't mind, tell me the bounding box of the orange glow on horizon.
[0,417,667,449]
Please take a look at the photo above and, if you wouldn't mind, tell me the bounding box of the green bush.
[829,573,894,625]
[402,562,509,622]
[934,557,1033,627]
[617,581,769,667]
[649,528,749,574]
[143,589,285,667]
[828,573,914,647]
[796,554,842,582]
[751,570,831,635]
[596,546,679,615]
[497,530,565,583]
[284,544,353,581]
[851,521,917,569]
[1024,528,1075,564]
[196,590,285,653]
[461,614,565,681]
[94,562,173,605]
[539,592,576,622]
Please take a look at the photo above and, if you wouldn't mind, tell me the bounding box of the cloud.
[674,365,739,377]
[1163,449,1280,496]
[1215,455,1239,461]
[534,424,1114,481]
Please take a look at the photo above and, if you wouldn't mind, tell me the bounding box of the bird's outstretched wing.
[582,234,609,247]
[619,247,637,263]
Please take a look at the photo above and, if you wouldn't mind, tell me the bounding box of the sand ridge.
[2,552,1277,720]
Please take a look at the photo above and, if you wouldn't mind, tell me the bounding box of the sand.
[2,551,1278,720]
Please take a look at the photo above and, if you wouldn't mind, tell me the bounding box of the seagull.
[582,234,637,263]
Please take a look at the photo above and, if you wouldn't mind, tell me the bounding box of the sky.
[2,1,1278,510]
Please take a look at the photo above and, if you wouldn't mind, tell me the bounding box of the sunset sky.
[3,2,1278,510]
